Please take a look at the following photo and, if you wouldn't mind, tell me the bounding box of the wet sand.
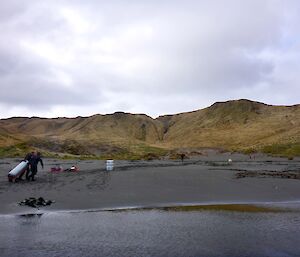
[0,152,300,215]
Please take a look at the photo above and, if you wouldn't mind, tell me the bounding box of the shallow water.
[0,207,300,257]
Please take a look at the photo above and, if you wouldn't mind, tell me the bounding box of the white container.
[8,160,28,177]
[8,160,29,182]
[106,160,114,171]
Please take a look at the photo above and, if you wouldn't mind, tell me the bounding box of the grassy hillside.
[0,99,299,158]
[158,100,300,153]
[0,112,165,159]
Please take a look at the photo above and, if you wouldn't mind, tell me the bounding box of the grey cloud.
[0,0,299,118]
[0,1,32,21]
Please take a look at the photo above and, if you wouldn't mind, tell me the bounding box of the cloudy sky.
[0,0,299,118]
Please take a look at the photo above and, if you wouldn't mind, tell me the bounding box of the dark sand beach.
[0,152,300,214]
[1,152,300,256]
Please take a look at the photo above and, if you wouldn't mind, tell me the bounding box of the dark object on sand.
[19,197,55,208]
[8,161,29,182]
[49,165,79,173]
[236,171,300,180]
[64,165,79,172]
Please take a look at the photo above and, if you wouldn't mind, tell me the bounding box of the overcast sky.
[0,0,299,118]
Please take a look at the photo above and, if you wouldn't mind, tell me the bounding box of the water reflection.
[0,207,299,257]
[18,213,43,218]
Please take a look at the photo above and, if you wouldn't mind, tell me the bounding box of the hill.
[0,99,299,158]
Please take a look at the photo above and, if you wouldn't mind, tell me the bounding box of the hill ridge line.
[1,99,299,121]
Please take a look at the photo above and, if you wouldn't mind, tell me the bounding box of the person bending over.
[18,151,33,181]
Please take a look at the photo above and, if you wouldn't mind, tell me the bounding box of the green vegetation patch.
[261,143,300,158]
[242,147,257,155]
[103,144,168,160]
[0,142,30,157]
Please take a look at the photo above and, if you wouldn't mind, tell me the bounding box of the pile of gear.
[50,165,79,173]
[19,197,55,208]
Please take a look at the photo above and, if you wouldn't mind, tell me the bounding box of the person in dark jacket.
[180,153,186,163]
[28,151,44,181]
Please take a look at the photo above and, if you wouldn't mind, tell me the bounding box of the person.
[180,153,185,163]
[18,151,33,181]
[28,151,44,181]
